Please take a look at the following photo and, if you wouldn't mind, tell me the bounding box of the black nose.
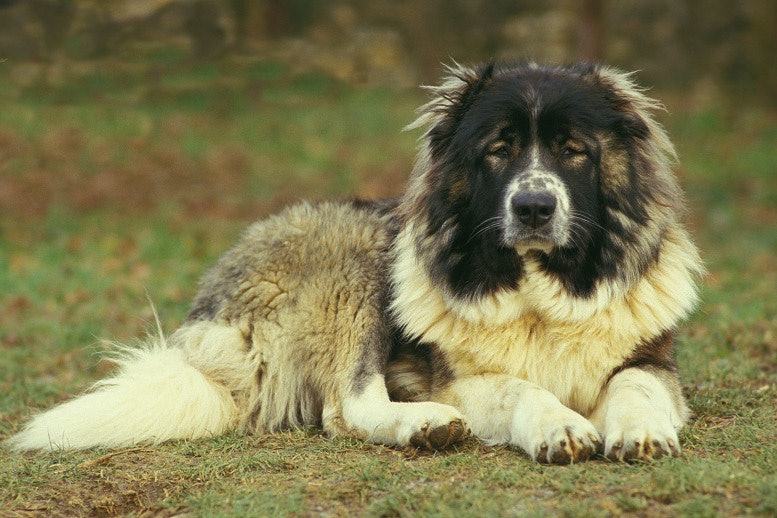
[511,192,557,228]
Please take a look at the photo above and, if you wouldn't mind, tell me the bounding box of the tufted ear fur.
[405,60,496,160]
[588,66,682,213]
[591,67,677,161]
[400,61,496,226]
[576,66,691,288]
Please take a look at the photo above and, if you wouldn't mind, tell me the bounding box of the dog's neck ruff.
[390,222,701,344]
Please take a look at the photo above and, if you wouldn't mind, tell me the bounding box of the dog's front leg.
[589,367,689,461]
[435,374,601,463]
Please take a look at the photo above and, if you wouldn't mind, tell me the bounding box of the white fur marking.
[391,225,701,417]
[502,146,572,251]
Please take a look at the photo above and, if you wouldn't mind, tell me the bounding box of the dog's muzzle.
[502,172,571,254]
[510,191,557,230]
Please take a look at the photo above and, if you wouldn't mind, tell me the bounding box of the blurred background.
[1,0,775,219]
[1,0,776,92]
[0,1,774,385]
[1,4,775,514]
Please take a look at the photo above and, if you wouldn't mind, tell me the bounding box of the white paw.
[603,410,680,461]
[514,405,601,464]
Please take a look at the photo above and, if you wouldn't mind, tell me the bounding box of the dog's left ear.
[450,60,496,118]
[589,65,688,284]
[589,66,677,165]
[406,60,496,159]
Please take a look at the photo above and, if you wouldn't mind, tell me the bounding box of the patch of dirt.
[9,449,192,517]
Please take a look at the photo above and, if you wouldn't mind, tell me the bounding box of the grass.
[1,56,775,516]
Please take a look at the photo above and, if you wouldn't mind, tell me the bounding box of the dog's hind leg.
[315,318,468,449]
[328,373,469,449]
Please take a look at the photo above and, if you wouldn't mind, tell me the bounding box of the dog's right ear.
[405,60,496,159]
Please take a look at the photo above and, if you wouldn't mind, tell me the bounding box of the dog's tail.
[8,322,248,451]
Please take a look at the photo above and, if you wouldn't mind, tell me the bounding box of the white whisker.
[569,210,607,233]
[465,216,502,245]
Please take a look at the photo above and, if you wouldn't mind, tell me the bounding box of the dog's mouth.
[502,220,563,255]
[502,230,558,255]
[512,235,556,254]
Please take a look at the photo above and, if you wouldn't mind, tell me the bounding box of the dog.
[9,61,703,463]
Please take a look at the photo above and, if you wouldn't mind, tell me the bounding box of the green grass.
[1,57,775,516]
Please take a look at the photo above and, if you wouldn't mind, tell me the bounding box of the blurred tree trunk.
[231,0,249,48]
[184,0,228,58]
[29,0,75,57]
[230,0,268,46]
[265,0,290,37]
[29,0,75,87]
[577,0,603,61]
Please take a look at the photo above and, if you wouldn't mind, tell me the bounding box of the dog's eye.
[486,142,510,161]
[560,143,587,160]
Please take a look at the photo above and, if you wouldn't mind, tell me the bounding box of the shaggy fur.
[9,62,702,463]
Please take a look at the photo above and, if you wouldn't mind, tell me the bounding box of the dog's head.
[401,61,684,299]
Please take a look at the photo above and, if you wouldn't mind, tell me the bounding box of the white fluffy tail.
[8,342,239,451]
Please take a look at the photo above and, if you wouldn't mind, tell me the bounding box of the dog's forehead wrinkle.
[530,93,543,123]
[527,144,542,170]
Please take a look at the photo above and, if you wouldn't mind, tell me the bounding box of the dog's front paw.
[603,411,680,462]
[533,421,601,464]
[514,407,601,464]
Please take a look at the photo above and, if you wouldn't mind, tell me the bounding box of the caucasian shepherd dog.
[10,62,703,463]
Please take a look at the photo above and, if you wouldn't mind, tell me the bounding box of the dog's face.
[444,70,611,256]
[404,62,682,300]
